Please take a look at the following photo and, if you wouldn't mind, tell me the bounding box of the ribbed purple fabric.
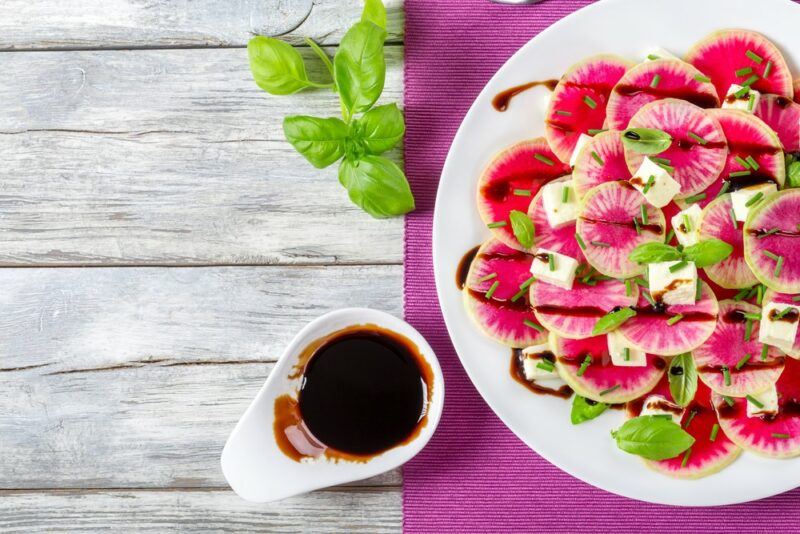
[402,1,800,531]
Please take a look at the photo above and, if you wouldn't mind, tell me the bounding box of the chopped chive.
[757,284,765,305]
[642,175,656,194]
[667,314,684,326]
[793,295,800,302]
[554,109,572,116]
[575,233,586,250]
[745,191,763,207]
[716,180,731,198]
[640,204,649,225]
[774,256,785,278]
[745,319,753,342]
[742,74,760,87]
[651,74,662,88]
[772,433,791,439]
[764,60,773,78]
[734,155,750,169]
[548,253,555,272]
[656,162,675,174]
[742,312,761,321]
[625,278,633,297]
[477,272,497,283]
[722,365,731,387]
[682,213,691,233]
[650,156,671,165]
[484,280,500,299]
[519,275,536,291]
[633,216,642,235]
[684,192,706,204]
[757,228,780,239]
[513,188,531,196]
[764,250,781,261]
[687,131,708,145]
[583,277,598,286]
[665,229,675,244]
[591,240,611,248]
[746,50,763,64]
[681,448,692,468]
[695,279,703,301]
[643,291,657,307]
[487,220,507,229]
[683,409,697,429]
[776,306,795,320]
[710,423,720,442]
[591,151,604,166]
[733,287,750,301]
[634,277,648,288]
[735,66,753,76]
[761,344,770,361]
[583,95,598,109]
[599,384,620,396]
[510,288,526,302]
[694,74,712,83]
[577,355,593,377]
[745,394,764,409]
[735,353,751,370]
[562,186,571,203]
[536,361,555,372]
[723,395,735,407]
[588,128,606,135]
[535,153,555,166]
[669,260,688,273]
[730,170,752,178]
[523,319,545,332]
[647,53,660,60]
[748,93,756,112]
[745,156,760,170]
[623,347,631,361]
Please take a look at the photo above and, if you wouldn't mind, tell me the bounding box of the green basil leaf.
[628,242,682,264]
[621,128,673,155]
[338,155,414,218]
[334,21,387,116]
[592,307,637,335]
[509,210,535,249]
[682,238,733,268]
[283,116,349,169]
[352,103,405,155]
[787,160,800,189]
[248,36,314,95]
[668,353,697,408]
[571,395,609,425]
[362,0,387,29]
[612,415,695,461]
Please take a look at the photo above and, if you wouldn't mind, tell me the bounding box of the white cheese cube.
[644,47,680,62]
[541,179,579,228]
[630,157,681,208]
[569,133,593,167]
[648,261,698,305]
[530,248,579,290]
[640,395,683,425]
[759,301,800,352]
[747,385,779,418]
[731,182,777,222]
[521,344,565,386]
[722,84,761,113]
[607,330,647,367]
[670,204,702,247]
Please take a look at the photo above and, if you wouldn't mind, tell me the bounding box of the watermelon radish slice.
[712,357,800,458]
[754,94,800,152]
[606,59,719,131]
[698,195,758,289]
[572,130,632,199]
[477,138,571,252]
[618,281,719,356]
[763,288,800,359]
[551,333,666,403]
[462,238,546,347]
[626,377,741,478]
[530,278,638,339]
[743,189,800,293]
[625,99,728,198]
[544,55,632,163]
[575,181,665,278]
[526,176,585,261]
[694,300,785,397]
[686,29,793,102]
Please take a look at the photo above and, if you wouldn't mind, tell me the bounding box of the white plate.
[433,0,800,506]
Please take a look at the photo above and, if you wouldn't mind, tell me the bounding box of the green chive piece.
[734,85,751,99]
[735,353,751,370]
[647,53,660,60]
[772,433,791,439]
[687,131,707,145]
[562,186,571,203]
[684,192,706,204]
[591,240,610,248]
[575,233,586,250]
[695,279,703,301]
[625,278,633,297]
[623,347,631,361]
[536,361,555,372]
[716,181,731,198]
[485,280,500,300]
[511,276,536,302]
[669,260,688,273]
[548,253,555,272]
[683,409,697,429]
[745,394,764,409]
[665,229,675,244]
[742,74,760,87]
[577,355,593,377]
[487,221,507,229]
[746,50,763,63]
[776,306,795,320]
[682,213,691,233]
[792,295,800,302]
[761,344,770,361]
[651,74,662,88]
[588,128,606,135]
[642,175,656,194]
[742,312,761,321]
[764,250,781,261]
[535,153,555,166]
[513,188,531,196]
[554,109,572,116]
[745,191,764,207]
[599,384,620,396]
[650,157,671,165]
[745,319,754,342]
[641,204,649,225]
[748,93,756,112]
[757,284,765,305]
[591,151,604,166]
[774,256,785,278]
[633,217,641,235]
[667,314,684,326]
[723,395,735,407]
[634,277,648,288]
[583,95,598,109]
[523,319,544,332]
[735,66,753,76]
[764,60,773,78]
[722,365,731,387]
[757,228,780,239]
[733,287,750,301]
[746,156,760,170]
[710,423,720,442]
[730,170,752,178]
[734,155,750,169]
[681,448,692,468]
[656,162,675,174]
[477,272,497,283]
[643,291,657,307]
[694,74,712,83]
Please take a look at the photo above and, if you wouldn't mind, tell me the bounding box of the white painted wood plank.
[0,47,404,266]
[0,0,404,50]
[0,265,402,488]
[0,488,401,533]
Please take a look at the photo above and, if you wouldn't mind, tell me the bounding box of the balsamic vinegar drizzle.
[492,79,559,112]
[510,348,573,399]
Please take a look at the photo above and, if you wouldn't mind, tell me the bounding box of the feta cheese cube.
[521,343,565,386]
[759,301,800,352]
[607,330,647,367]
[630,157,681,208]
[670,204,702,247]
[747,385,779,418]
[648,261,698,305]
[731,182,777,222]
[644,47,680,62]
[569,133,593,167]
[722,84,761,113]
[530,249,579,290]
[640,394,683,425]
[541,179,580,228]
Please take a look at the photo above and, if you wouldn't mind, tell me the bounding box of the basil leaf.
[592,307,636,335]
[682,238,733,268]
[248,36,314,95]
[629,242,682,264]
[612,416,695,461]
[787,160,800,189]
[334,21,387,116]
[352,103,405,155]
[362,0,387,29]
[283,116,349,169]
[338,155,414,218]
[621,128,673,155]
[669,353,697,408]
[571,395,608,425]
[509,210,535,249]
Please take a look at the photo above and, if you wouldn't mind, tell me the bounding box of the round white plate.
[433,0,800,506]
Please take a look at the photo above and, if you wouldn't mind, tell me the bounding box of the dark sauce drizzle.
[492,79,559,112]
[614,84,719,109]
[579,215,663,235]
[510,348,573,399]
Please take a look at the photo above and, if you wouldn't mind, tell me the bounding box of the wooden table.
[0,1,404,531]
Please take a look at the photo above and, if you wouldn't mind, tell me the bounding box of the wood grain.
[0,0,404,51]
[0,46,404,266]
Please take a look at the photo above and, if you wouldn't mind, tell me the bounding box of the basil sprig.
[248,1,415,219]
[629,238,732,267]
[612,416,695,461]
[628,242,682,264]
[621,128,673,155]
[669,353,698,408]
[509,210,535,249]
[571,395,609,425]
[592,307,637,335]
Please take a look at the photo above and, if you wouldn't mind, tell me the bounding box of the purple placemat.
[402,1,800,531]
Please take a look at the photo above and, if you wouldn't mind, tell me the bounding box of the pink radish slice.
[606,59,719,131]
[686,29,793,102]
[712,357,800,458]
[526,176,584,261]
[694,300,785,397]
[530,278,637,340]
[698,195,758,289]
[552,333,666,403]
[619,281,719,356]
[794,78,800,103]
[743,189,800,293]
[763,288,800,359]
[754,94,800,152]
[477,139,570,252]
[462,238,546,348]
[575,181,665,278]
[572,130,632,199]
[625,99,728,199]
[544,55,632,163]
